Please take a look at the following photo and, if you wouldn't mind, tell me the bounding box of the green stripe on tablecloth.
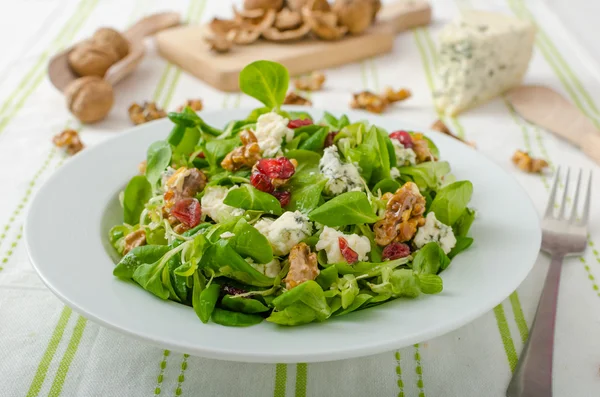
[493,305,518,372]
[47,316,87,396]
[173,354,189,396]
[295,363,307,397]
[25,307,72,397]
[273,364,288,397]
[509,293,529,344]
[414,344,426,397]
[154,350,171,396]
[394,351,405,397]
[0,0,100,137]
[0,0,89,118]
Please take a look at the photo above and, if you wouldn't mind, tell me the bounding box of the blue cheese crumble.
[200,186,244,223]
[392,140,416,166]
[254,112,294,158]
[319,146,363,196]
[254,211,313,256]
[434,11,535,115]
[315,226,371,263]
[414,212,457,254]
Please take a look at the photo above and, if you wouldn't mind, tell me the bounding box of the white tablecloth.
[1,0,600,396]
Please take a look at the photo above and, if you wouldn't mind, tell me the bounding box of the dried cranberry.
[338,237,359,264]
[324,131,338,147]
[256,157,296,179]
[172,198,202,227]
[287,118,313,129]
[382,242,411,260]
[389,130,414,149]
[272,190,291,207]
[222,285,247,296]
[251,172,274,193]
[196,152,205,158]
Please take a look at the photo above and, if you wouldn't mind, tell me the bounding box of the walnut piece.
[53,129,85,155]
[411,133,436,163]
[275,8,303,30]
[244,0,283,10]
[350,91,388,114]
[123,229,146,255]
[128,102,167,125]
[206,35,233,53]
[512,150,549,173]
[293,71,326,91]
[65,76,114,123]
[221,130,261,171]
[384,87,412,103]
[284,242,319,289]
[177,99,204,112]
[302,8,348,40]
[374,182,426,246]
[68,40,120,77]
[93,27,129,59]
[283,92,312,106]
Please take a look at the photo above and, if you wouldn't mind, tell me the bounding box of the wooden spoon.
[506,85,600,165]
[48,12,181,92]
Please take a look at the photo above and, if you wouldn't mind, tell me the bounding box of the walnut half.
[221,130,261,171]
[373,182,426,246]
[293,71,326,91]
[512,150,549,173]
[284,242,319,289]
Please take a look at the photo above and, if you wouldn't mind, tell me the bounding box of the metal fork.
[507,167,592,397]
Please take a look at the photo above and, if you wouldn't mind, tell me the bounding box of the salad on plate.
[109,61,475,327]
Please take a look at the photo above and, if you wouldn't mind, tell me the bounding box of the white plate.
[25,107,541,363]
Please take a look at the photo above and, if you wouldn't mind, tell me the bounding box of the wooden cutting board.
[155,0,431,92]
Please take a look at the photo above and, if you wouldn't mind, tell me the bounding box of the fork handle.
[507,254,563,397]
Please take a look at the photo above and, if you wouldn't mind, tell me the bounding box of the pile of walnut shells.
[206,0,382,53]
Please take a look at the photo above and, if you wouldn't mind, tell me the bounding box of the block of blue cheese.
[434,11,535,115]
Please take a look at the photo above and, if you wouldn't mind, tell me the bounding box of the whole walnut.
[333,0,374,34]
[65,76,114,123]
[93,27,130,59]
[68,40,120,77]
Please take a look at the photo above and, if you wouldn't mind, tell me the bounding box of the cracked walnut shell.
[128,102,167,125]
[68,40,120,77]
[65,76,114,123]
[512,150,549,173]
[374,182,426,246]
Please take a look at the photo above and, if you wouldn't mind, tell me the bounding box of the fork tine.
[580,170,592,226]
[544,166,561,218]
[569,169,582,222]
[558,168,571,219]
